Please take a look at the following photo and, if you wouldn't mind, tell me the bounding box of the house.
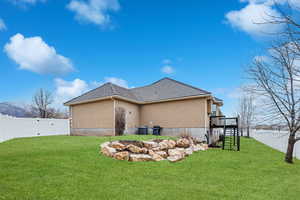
[64,78,223,139]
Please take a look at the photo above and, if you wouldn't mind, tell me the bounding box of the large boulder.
[192,137,202,144]
[151,153,165,161]
[187,137,195,146]
[127,144,143,153]
[159,140,169,150]
[166,140,176,149]
[141,147,148,154]
[114,151,129,161]
[201,143,209,150]
[168,148,186,157]
[155,151,168,158]
[110,141,126,150]
[100,142,110,149]
[130,154,153,162]
[195,143,209,151]
[148,150,164,161]
[101,146,117,157]
[176,138,190,148]
[143,141,158,149]
[148,150,155,156]
[191,144,201,152]
[152,147,161,151]
[191,144,208,152]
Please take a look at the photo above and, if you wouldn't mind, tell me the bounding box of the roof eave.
[64,94,212,106]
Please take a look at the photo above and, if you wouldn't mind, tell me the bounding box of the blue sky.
[0,0,296,115]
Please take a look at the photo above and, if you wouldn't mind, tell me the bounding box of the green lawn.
[0,135,299,200]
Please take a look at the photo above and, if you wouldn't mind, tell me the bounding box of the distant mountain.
[0,102,29,117]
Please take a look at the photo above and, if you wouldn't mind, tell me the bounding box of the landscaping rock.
[201,143,209,150]
[167,155,184,162]
[159,140,169,150]
[100,142,110,149]
[151,153,165,161]
[100,136,208,162]
[127,144,143,153]
[192,137,202,144]
[148,150,155,156]
[110,141,126,150]
[185,147,193,155]
[166,140,176,149]
[114,151,129,161]
[141,147,148,154]
[192,144,202,152]
[168,148,185,157]
[149,150,164,161]
[101,146,117,157]
[130,154,153,162]
[155,151,168,158]
[176,138,190,148]
[143,141,158,149]
[152,147,161,151]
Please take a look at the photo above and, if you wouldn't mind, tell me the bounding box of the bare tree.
[47,107,69,119]
[248,41,300,163]
[32,89,53,118]
[238,94,255,138]
[247,2,300,163]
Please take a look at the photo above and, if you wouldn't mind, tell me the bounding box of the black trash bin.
[152,126,162,136]
[138,127,148,135]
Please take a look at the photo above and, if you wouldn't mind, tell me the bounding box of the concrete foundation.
[71,127,216,144]
[71,128,115,136]
[124,128,138,135]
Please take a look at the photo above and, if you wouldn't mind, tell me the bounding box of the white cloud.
[4,33,74,75]
[0,18,6,31]
[226,0,300,36]
[240,0,300,7]
[161,65,175,74]
[67,0,120,26]
[54,77,129,106]
[226,3,283,36]
[104,77,128,88]
[55,78,89,100]
[54,78,90,106]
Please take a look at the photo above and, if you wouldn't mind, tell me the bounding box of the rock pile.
[100,137,209,162]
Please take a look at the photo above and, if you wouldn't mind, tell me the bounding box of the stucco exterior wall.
[115,99,140,134]
[140,98,208,128]
[69,97,213,138]
[70,99,114,136]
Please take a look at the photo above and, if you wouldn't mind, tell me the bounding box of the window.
[211,104,217,116]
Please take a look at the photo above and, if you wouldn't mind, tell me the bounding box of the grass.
[0,135,299,200]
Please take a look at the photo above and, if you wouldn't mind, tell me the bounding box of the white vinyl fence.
[0,115,70,143]
[250,130,300,159]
